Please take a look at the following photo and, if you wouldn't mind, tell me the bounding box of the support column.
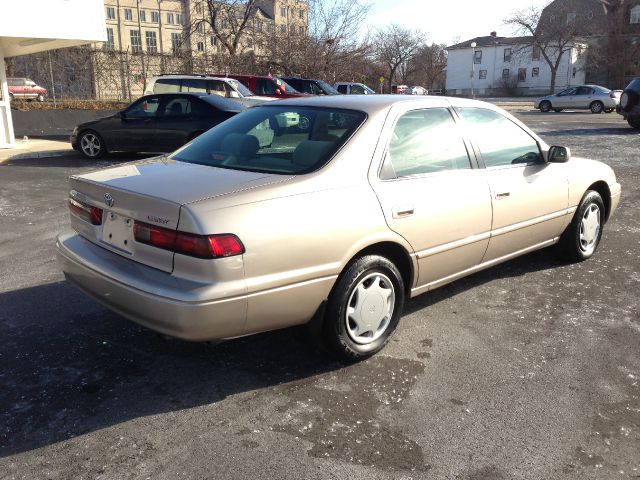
[0,48,16,148]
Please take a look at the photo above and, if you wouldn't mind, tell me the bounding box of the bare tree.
[373,24,427,92]
[406,43,447,89]
[505,4,587,94]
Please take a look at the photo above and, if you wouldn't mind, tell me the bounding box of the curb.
[0,148,77,163]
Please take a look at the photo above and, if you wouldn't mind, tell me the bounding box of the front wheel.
[79,130,105,159]
[558,190,605,262]
[322,255,405,361]
[36,94,45,102]
[590,101,604,114]
[539,100,551,113]
[628,118,640,130]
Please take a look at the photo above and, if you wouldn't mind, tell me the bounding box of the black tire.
[322,255,405,361]
[36,94,45,102]
[553,108,563,112]
[78,130,106,159]
[558,190,605,262]
[590,101,604,114]
[628,118,640,130]
[539,100,552,113]
[8,93,14,102]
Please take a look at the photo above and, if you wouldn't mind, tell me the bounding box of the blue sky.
[366,0,552,46]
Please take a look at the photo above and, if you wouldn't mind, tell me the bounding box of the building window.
[106,7,116,20]
[195,2,203,14]
[146,31,158,53]
[518,68,526,81]
[566,12,576,25]
[171,32,182,54]
[105,28,115,50]
[532,45,541,61]
[280,24,286,33]
[280,7,286,16]
[139,10,146,22]
[130,30,142,53]
[502,68,510,79]
[176,13,183,24]
[299,9,304,19]
[197,41,205,52]
[532,67,539,77]
[167,13,174,24]
[572,67,577,78]
[299,26,305,34]
[290,24,296,34]
[196,22,204,33]
[210,35,217,46]
[255,20,262,31]
[151,11,159,23]
[124,8,132,21]
[474,50,482,64]
[631,6,640,24]
[503,48,511,62]
[479,69,487,79]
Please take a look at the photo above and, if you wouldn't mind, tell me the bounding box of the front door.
[456,107,569,262]
[370,106,493,292]
[113,95,161,152]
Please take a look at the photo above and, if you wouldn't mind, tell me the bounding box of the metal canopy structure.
[0,0,106,148]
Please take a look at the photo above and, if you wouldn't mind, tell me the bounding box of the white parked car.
[145,74,273,101]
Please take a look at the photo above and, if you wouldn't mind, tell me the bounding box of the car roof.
[258,94,503,115]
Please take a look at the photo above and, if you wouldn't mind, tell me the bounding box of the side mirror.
[548,145,570,163]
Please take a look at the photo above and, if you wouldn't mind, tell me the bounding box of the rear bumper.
[56,232,248,341]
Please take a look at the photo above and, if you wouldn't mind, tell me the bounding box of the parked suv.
[144,74,262,99]
[215,74,304,98]
[7,77,47,102]
[279,77,340,95]
[334,82,376,95]
[617,78,640,130]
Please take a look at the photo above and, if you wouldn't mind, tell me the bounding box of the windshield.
[317,80,340,95]
[170,106,366,174]
[226,78,253,97]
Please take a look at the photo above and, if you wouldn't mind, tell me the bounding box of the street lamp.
[470,41,477,99]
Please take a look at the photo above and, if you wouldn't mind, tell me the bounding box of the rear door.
[370,104,492,291]
[574,86,594,109]
[155,95,197,151]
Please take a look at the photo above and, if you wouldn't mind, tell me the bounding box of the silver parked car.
[57,96,621,360]
[535,85,620,113]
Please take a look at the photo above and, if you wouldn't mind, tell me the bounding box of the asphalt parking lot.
[0,109,638,480]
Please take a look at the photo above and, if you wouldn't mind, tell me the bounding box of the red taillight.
[69,198,103,225]
[133,221,244,259]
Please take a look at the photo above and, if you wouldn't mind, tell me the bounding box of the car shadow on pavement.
[0,280,342,457]
[0,153,153,168]
[541,127,637,137]
[0,248,563,457]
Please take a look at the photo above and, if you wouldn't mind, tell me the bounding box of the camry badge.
[104,193,114,207]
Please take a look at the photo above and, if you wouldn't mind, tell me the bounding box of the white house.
[445,32,586,97]
[0,0,107,148]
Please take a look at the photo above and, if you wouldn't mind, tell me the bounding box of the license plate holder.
[102,212,134,254]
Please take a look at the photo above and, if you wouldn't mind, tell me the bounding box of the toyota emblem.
[104,193,114,207]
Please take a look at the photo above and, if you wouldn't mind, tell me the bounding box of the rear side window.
[181,79,207,93]
[161,97,191,116]
[8,79,23,86]
[385,108,471,178]
[171,106,366,174]
[457,108,542,167]
[154,78,181,93]
[208,80,228,96]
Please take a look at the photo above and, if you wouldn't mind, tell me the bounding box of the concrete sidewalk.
[0,137,75,163]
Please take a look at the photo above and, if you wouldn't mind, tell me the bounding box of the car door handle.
[496,191,510,199]
[392,204,414,218]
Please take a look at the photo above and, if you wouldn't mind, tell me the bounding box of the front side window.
[171,106,366,174]
[457,108,541,167]
[351,84,365,94]
[557,87,577,96]
[146,31,158,53]
[385,108,471,178]
[126,97,161,118]
[130,30,142,53]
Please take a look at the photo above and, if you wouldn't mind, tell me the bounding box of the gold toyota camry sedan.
[56,95,621,360]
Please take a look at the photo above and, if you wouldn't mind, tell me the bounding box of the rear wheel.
[79,130,105,159]
[628,118,640,130]
[590,101,604,114]
[322,255,404,361]
[539,100,552,112]
[558,190,604,262]
[36,94,45,102]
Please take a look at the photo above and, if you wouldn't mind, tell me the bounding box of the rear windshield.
[170,106,366,174]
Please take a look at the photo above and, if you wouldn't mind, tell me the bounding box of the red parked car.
[214,74,304,98]
[7,77,47,102]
